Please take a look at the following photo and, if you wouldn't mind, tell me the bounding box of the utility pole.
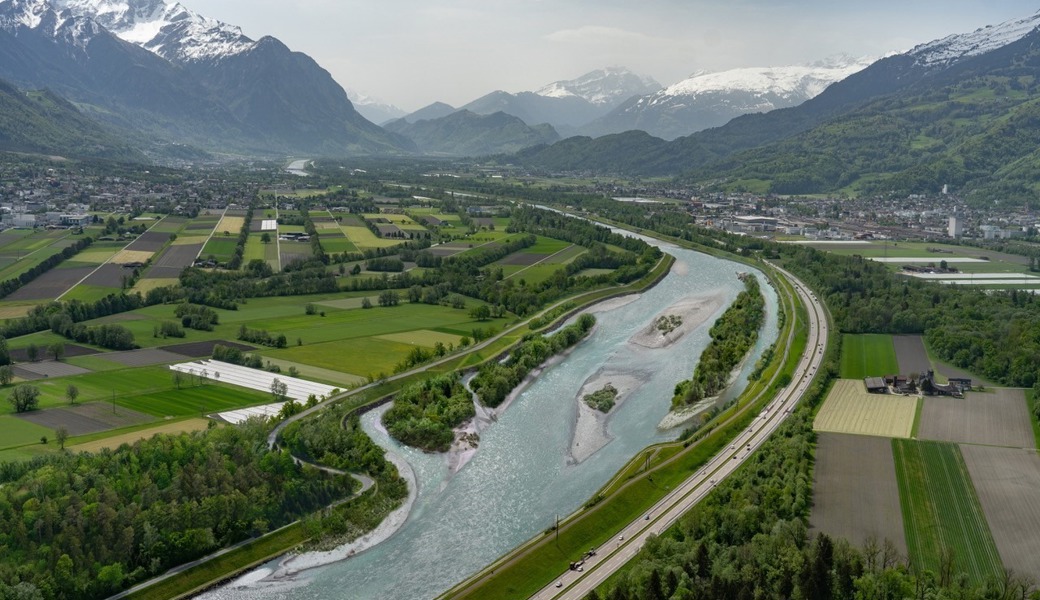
[555,514,559,547]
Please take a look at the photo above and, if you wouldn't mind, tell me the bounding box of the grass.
[341,225,402,250]
[893,439,1003,585]
[116,385,273,418]
[840,333,899,378]
[267,336,422,378]
[0,415,55,449]
[201,236,238,262]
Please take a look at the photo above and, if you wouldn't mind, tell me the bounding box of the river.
[199,238,780,600]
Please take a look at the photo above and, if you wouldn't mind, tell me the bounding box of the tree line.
[0,236,92,300]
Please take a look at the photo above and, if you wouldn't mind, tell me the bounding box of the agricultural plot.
[79,263,129,288]
[201,236,239,262]
[17,402,154,436]
[169,360,337,402]
[814,379,918,438]
[0,230,78,281]
[269,336,417,378]
[124,231,170,253]
[0,415,55,449]
[960,444,1040,577]
[216,215,245,235]
[840,334,899,379]
[893,335,994,386]
[101,348,188,367]
[69,418,211,453]
[116,385,274,419]
[810,433,907,554]
[918,388,1034,449]
[5,265,94,301]
[161,340,255,358]
[13,360,91,379]
[110,249,155,264]
[893,440,1003,584]
[145,243,203,278]
[341,225,402,250]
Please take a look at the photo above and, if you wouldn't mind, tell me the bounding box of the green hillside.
[0,78,143,162]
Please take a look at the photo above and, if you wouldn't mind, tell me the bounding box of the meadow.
[893,439,1003,584]
[840,333,899,378]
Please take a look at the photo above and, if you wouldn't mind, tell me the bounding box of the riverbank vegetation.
[672,276,765,407]
[381,372,474,452]
[471,313,596,408]
[0,419,356,600]
[583,384,618,413]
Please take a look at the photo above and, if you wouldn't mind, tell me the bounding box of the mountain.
[401,102,457,124]
[0,0,411,157]
[347,90,406,125]
[0,76,142,160]
[459,67,660,131]
[580,57,873,140]
[535,67,661,107]
[385,110,558,156]
[515,10,1040,182]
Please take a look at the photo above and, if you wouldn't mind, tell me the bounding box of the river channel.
[200,237,780,600]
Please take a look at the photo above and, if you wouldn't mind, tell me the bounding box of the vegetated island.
[661,273,766,428]
[583,383,619,412]
[381,313,598,461]
[628,292,726,349]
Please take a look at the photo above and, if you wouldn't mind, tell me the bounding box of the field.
[810,433,907,554]
[201,236,239,262]
[68,418,212,452]
[893,439,1003,584]
[892,335,992,386]
[814,379,919,438]
[111,249,155,264]
[960,444,1040,577]
[17,402,153,436]
[917,388,1034,448]
[216,216,245,235]
[0,415,55,449]
[146,243,203,278]
[341,225,402,250]
[840,333,899,378]
[5,265,93,301]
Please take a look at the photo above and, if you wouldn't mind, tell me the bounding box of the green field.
[201,236,239,262]
[341,225,402,250]
[840,333,899,378]
[118,385,272,418]
[0,415,54,449]
[893,439,1003,584]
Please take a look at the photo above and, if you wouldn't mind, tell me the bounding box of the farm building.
[949,377,972,392]
[864,377,888,394]
[920,370,963,397]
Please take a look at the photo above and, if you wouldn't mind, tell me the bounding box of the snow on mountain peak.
[661,57,874,101]
[910,11,1040,67]
[50,0,253,61]
[536,67,662,105]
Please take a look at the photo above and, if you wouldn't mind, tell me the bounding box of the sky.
[186,0,1039,112]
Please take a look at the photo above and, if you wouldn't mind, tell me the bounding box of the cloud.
[545,25,656,45]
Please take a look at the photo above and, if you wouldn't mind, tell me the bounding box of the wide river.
[200,235,780,600]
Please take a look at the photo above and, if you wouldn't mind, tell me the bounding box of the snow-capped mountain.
[347,90,406,125]
[0,0,413,156]
[909,10,1040,68]
[580,56,874,140]
[456,67,659,131]
[535,67,661,106]
[51,0,252,62]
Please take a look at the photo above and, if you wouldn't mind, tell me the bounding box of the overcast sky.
[186,1,1038,112]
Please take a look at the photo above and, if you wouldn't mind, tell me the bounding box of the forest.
[381,372,474,452]
[0,419,361,600]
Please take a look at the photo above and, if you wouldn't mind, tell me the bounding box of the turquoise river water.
[199,237,779,600]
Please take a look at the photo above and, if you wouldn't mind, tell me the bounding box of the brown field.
[146,243,203,278]
[162,339,255,358]
[125,231,170,252]
[0,305,30,319]
[814,379,918,438]
[961,444,1040,576]
[18,402,153,436]
[13,360,90,378]
[893,335,994,387]
[314,221,341,230]
[6,265,94,301]
[172,235,209,245]
[918,389,1034,449]
[132,278,178,294]
[280,250,310,265]
[427,245,467,257]
[103,348,188,367]
[81,263,128,287]
[216,216,245,234]
[10,344,97,362]
[811,433,907,555]
[69,418,212,452]
[110,249,155,264]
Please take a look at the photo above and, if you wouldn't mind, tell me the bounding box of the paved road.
[530,265,828,600]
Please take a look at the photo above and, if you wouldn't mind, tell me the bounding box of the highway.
[530,266,828,600]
